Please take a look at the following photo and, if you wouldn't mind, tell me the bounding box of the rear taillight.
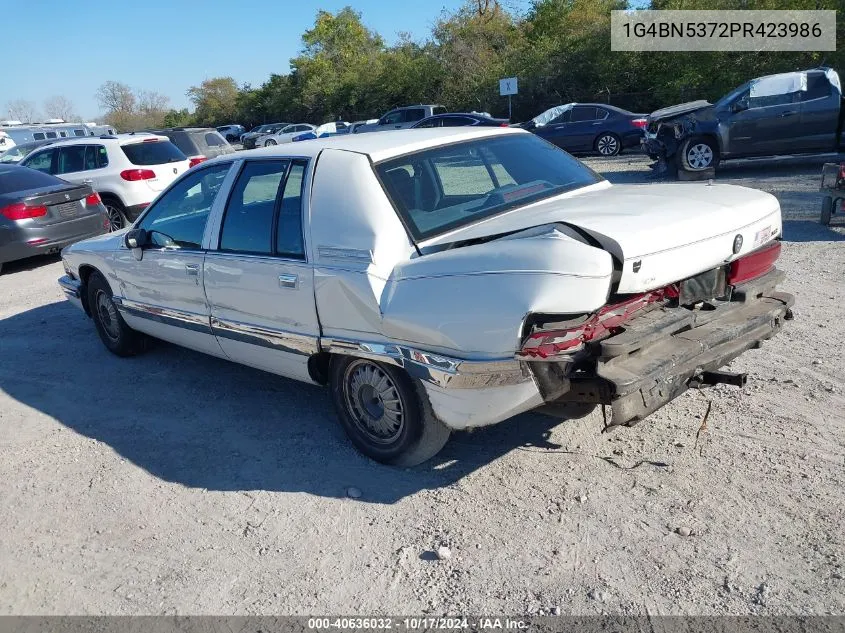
[188,156,207,168]
[499,122,509,127]
[0,202,48,220]
[838,162,845,180]
[85,192,101,206]
[728,241,781,285]
[518,286,676,359]
[631,118,647,129]
[120,169,156,181]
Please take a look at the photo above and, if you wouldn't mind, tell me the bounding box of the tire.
[821,196,833,226]
[595,133,621,157]
[86,272,145,357]
[101,196,127,232]
[330,356,451,466]
[264,139,277,147]
[678,136,719,171]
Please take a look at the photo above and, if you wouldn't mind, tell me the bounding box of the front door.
[203,158,320,383]
[110,161,234,357]
[725,90,803,156]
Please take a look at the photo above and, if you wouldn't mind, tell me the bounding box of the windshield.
[715,81,751,108]
[376,133,603,241]
[531,104,573,127]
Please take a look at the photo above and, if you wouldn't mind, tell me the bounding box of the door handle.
[83,179,93,184]
[185,264,199,276]
[278,273,298,289]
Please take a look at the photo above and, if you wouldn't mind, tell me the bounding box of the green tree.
[186,77,240,125]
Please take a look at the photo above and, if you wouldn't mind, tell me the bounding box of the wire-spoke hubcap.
[105,205,124,232]
[343,360,404,444]
[95,290,120,342]
[687,143,714,169]
[597,135,618,155]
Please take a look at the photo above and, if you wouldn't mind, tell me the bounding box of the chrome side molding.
[321,337,531,389]
[211,316,318,356]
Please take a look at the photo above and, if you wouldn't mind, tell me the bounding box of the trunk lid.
[16,183,101,226]
[120,138,190,192]
[418,182,782,294]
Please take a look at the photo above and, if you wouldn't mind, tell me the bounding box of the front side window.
[376,134,603,241]
[22,149,55,173]
[74,129,86,137]
[45,132,57,139]
[138,162,231,249]
[57,145,87,174]
[441,116,473,127]
[32,132,46,141]
[415,118,439,129]
[381,111,403,125]
[219,160,289,255]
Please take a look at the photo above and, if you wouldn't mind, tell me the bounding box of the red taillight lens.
[631,118,647,129]
[85,192,101,206]
[0,202,48,220]
[838,162,845,179]
[120,169,156,181]
[499,122,509,127]
[728,241,781,285]
[518,286,675,359]
[188,156,207,168]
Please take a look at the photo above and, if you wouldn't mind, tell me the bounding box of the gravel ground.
[0,154,843,616]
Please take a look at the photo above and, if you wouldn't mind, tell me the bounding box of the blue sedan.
[522,103,647,156]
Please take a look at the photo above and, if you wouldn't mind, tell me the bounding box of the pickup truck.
[57,128,793,466]
[353,105,447,133]
[644,68,845,173]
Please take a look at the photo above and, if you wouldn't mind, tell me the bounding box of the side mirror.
[125,228,148,249]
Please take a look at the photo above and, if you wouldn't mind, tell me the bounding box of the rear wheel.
[101,196,127,232]
[679,136,719,171]
[264,139,277,147]
[595,133,621,156]
[821,196,833,226]
[330,356,450,466]
[87,272,145,357]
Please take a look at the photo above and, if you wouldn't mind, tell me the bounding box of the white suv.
[19,133,190,231]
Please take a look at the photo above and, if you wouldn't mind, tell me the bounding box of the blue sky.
[2,0,469,121]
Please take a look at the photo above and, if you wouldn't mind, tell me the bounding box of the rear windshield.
[121,140,186,165]
[375,134,603,241]
[0,168,62,194]
[163,133,198,156]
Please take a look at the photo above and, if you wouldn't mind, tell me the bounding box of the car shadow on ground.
[0,301,583,504]
[782,219,845,243]
[0,253,61,274]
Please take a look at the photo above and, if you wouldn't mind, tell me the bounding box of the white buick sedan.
[58,128,793,465]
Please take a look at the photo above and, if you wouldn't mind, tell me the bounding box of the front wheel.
[821,196,833,226]
[87,272,146,357]
[679,136,719,171]
[330,356,450,466]
[264,139,277,146]
[595,133,621,156]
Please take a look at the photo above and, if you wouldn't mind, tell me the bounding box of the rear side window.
[57,145,87,174]
[204,132,225,147]
[33,132,46,141]
[802,74,832,101]
[45,132,57,139]
[277,162,306,258]
[84,145,108,169]
[73,129,86,137]
[220,160,289,255]
[402,108,426,123]
[441,116,473,127]
[0,167,62,194]
[121,140,186,165]
[433,106,447,115]
[570,107,599,122]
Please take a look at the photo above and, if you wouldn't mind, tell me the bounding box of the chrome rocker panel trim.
[322,337,532,389]
[210,316,319,356]
[112,297,212,334]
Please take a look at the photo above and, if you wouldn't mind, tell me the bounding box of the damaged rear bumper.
[535,269,794,427]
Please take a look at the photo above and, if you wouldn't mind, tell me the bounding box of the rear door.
[798,71,840,151]
[120,138,190,192]
[204,158,319,383]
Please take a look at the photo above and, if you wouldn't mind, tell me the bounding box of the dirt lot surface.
[1,154,843,616]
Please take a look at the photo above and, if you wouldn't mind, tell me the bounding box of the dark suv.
[145,127,233,167]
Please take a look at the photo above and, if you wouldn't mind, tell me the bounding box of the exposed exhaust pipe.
[689,370,748,389]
